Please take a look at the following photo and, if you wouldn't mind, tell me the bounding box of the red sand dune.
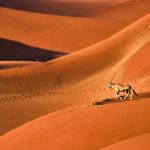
[0,0,130,16]
[0,38,68,62]
[0,7,130,53]
[79,0,150,22]
[0,13,150,137]
[0,61,41,70]
[100,132,150,150]
[0,2,150,150]
[0,97,150,150]
[0,13,149,96]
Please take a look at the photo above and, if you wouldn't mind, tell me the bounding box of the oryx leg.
[116,92,119,99]
[129,91,132,100]
[116,92,122,99]
[124,90,129,99]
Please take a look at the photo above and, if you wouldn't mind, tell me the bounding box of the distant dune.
[79,0,150,22]
[0,0,129,16]
[0,7,130,53]
[0,38,68,62]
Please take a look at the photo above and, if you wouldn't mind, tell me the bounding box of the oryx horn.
[110,74,116,83]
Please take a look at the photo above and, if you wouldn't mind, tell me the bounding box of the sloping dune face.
[1,1,150,149]
[0,13,150,137]
[0,98,150,150]
[0,7,130,53]
[0,61,41,70]
[100,132,150,150]
[79,0,150,22]
[0,13,150,96]
[0,0,129,16]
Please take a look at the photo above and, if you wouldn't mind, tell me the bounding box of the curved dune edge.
[0,38,68,62]
[0,97,150,150]
[79,0,150,22]
[0,7,130,53]
[0,13,149,96]
[0,61,41,70]
[100,132,150,150]
[0,13,150,136]
[0,0,129,16]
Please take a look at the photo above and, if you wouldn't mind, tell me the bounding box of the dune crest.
[0,13,150,97]
[0,0,129,16]
[0,7,130,53]
[79,0,150,22]
[0,97,150,150]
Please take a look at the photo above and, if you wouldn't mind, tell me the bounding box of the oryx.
[108,75,138,100]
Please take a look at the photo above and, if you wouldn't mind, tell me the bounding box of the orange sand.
[0,61,41,70]
[0,1,150,150]
[0,7,130,53]
[0,0,130,16]
[79,0,150,22]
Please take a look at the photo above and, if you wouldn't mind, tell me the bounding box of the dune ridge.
[0,13,150,96]
[0,0,129,16]
[0,13,150,137]
[79,0,150,22]
[100,132,150,150]
[0,96,150,150]
[0,7,130,53]
[0,61,41,70]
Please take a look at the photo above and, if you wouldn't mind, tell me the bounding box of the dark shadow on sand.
[0,38,69,62]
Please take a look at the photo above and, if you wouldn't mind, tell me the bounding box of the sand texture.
[0,1,150,150]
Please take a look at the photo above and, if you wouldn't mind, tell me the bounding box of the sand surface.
[79,0,150,22]
[0,1,150,150]
[0,7,130,53]
[0,0,130,16]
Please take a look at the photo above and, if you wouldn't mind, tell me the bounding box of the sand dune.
[1,2,150,149]
[79,0,150,22]
[0,0,129,16]
[0,13,149,96]
[0,97,150,150]
[0,61,41,70]
[0,38,68,62]
[0,13,150,137]
[0,7,130,53]
[100,132,150,150]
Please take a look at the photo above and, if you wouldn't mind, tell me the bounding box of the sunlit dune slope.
[113,41,150,93]
[0,13,150,97]
[0,97,150,150]
[0,7,130,53]
[0,61,41,70]
[0,13,150,136]
[100,132,150,150]
[0,0,129,16]
[0,38,68,62]
[79,0,150,22]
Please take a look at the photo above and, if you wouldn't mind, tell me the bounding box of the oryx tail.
[132,88,138,96]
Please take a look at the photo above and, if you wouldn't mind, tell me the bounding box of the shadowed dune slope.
[0,13,150,96]
[79,0,150,22]
[100,132,150,150]
[0,97,150,150]
[0,0,129,16]
[0,38,68,61]
[0,61,41,70]
[0,7,130,53]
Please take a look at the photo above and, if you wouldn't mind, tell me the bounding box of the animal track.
[0,88,105,103]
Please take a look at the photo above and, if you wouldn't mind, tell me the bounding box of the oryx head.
[108,74,116,89]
